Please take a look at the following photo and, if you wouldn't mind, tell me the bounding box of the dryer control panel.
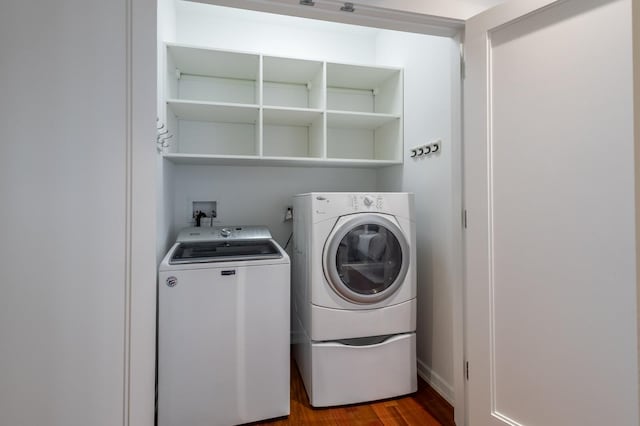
[351,194,384,211]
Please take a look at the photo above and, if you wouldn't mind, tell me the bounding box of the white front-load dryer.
[292,192,417,407]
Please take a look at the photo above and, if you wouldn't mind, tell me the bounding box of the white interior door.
[464,0,638,425]
[0,1,156,425]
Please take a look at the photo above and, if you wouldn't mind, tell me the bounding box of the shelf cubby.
[167,44,260,104]
[166,100,259,156]
[263,56,324,109]
[327,112,401,161]
[326,62,402,115]
[263,107,324,158]
[170,119,258,156]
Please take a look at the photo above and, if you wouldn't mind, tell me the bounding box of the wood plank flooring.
[251,359,455,426]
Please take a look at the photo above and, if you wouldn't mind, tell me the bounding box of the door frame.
[128,0,158,425]
[136,1,640,425]
[633,1,640,420]
[148,1,466,424]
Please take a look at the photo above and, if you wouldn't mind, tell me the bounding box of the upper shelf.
[263,56,323,85]
[163,153,402,168]
[327,111,400,129]
[263,107,322,126]
[167,99,259,124]
[326,62,401,90]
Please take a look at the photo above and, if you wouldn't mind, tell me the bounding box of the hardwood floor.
[251,359,455,426]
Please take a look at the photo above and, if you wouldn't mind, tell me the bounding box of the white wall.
[157,0,178,262]
[375,31,459,403]
[176,2,378,63]
[167,1,459,405]
[158,159,176,260]
[171,165,378,247]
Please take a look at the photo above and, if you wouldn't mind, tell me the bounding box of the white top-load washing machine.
[158,226,290,426]
[292,193,416,407]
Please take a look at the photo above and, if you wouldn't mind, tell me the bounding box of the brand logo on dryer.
[166,276,178,287]
[315,195,329,214]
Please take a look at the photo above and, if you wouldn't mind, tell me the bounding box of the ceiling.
[349,0,508,20]
[189,0,511,36]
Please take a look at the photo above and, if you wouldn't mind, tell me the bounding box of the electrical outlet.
[284,206,293,222]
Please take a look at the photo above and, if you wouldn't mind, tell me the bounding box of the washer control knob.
[363,196,374,207]
[220,228,232,238]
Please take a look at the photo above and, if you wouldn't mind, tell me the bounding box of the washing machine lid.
[323,213,409,304]
[169,239,282,264]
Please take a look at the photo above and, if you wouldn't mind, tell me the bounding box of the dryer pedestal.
[294,331,417,407]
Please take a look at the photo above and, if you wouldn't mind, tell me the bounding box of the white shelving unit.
[163,43,403,167]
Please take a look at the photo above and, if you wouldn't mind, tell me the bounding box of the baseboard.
[416,358,455,406]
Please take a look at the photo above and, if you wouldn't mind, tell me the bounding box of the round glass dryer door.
[323,214,409,304]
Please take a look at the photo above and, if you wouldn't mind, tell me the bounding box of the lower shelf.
[162,153,402,168]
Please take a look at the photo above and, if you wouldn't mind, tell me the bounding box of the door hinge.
[466,361,469,380]
[460,43,465,80]
[463,209,467,229]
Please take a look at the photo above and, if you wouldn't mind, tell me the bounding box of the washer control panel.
[351,194,384,211]
[176,225,272,242]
